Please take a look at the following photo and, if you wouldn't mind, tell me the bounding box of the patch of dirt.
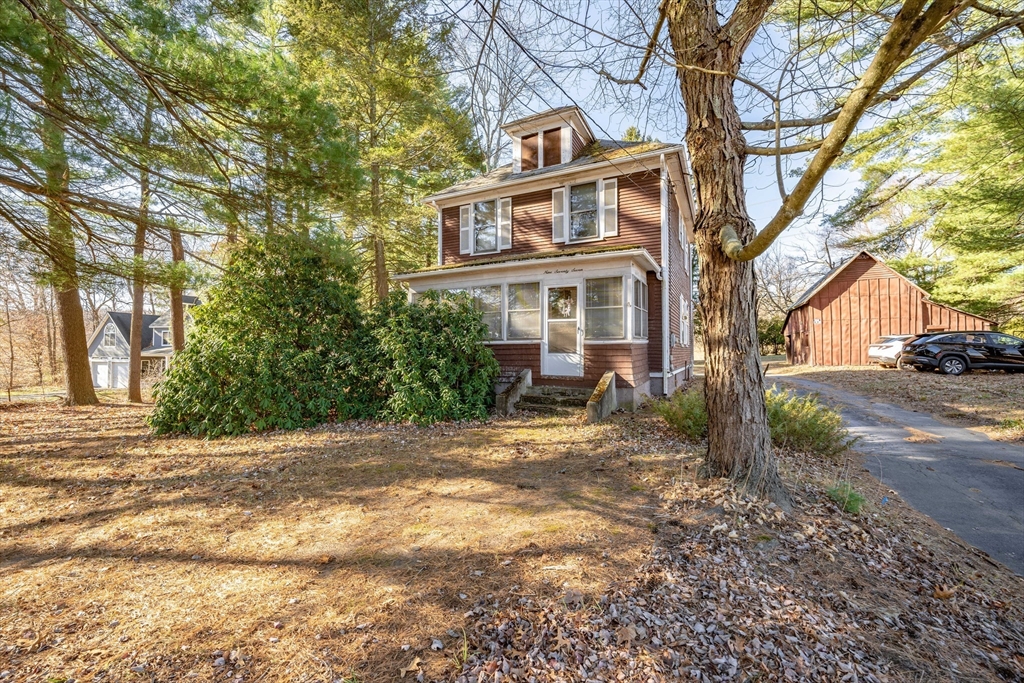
[0,400,682,682]
[769,365,1024,442]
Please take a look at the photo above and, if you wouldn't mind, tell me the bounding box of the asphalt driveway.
[769,373,1024,576]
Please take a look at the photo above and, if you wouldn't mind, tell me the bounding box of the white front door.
[542,285,583,377]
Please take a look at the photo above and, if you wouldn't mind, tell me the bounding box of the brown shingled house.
[392,107,696,405]
[784,251,994,366]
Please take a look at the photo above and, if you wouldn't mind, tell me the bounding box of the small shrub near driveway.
[655,384,854,458]
[827,482,866,514]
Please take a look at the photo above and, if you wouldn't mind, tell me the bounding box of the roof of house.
[105,312,160,348]
[423,139,681,202]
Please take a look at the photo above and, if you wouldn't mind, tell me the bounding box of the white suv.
[867,335,915,367]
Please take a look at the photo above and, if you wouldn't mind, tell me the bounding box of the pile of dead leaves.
[444,479,1024,682]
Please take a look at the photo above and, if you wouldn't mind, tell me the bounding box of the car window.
[964,333,987,344]
[989,333,1024,346]
[930,333,965,343]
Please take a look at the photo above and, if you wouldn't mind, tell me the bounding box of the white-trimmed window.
[102,323,116,348]
[507,283,541,339]
[459,198,511,255]
[471,286,503,340]
[585,277,624,339]
[552,178,618,244]
[680,295,691,346]
[633,278,648,339]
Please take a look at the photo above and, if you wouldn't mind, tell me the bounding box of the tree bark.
[128,95,154,403]
[42,0,97,406]
[667,0,787,502]
[169,226,185,352]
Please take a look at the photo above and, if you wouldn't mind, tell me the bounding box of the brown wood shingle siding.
[489,342,649,390]
[666,194,691,372]
[441,171,662,267]
[784,253,994,366]
[571,130,586,160]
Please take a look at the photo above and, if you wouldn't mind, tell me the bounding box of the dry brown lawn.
[2,395,1023,682]
[0,399,683,682]
[769,364,1024,441]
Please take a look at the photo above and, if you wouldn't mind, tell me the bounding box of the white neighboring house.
[87,295,199,389]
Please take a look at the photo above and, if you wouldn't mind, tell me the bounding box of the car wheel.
[940,356,967,376]
[895,357,905,370]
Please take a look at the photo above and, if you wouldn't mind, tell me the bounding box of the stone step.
[517,393,589,409]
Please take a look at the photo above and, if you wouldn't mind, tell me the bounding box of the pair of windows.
[456,178,619,255]
[459,199,511,255]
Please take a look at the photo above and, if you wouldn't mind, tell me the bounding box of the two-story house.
[87,295,200,388]
[393,107,696,406]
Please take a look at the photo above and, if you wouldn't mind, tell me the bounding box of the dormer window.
[521,134,538,172]
[504,107,595,174]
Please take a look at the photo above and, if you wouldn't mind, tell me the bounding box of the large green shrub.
[150,233,365,436]
[359,291,499,424]
[150,235,499,436]
[655,384,853,458]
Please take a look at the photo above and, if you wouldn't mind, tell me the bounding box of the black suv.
[900,331,1024,375]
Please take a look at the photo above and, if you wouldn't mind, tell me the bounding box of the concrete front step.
[518,394,588,409]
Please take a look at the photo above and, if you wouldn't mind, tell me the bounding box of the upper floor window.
[521,134,539,171]
[102,323,116,348]
[552,178,618,244]
[459,198,511,256]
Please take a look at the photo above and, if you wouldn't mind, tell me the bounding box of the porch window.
[585,277,624,339]
[472,285,503,340]
[633,278,648,339]
[102,323,116,348]
[507,282,541,339]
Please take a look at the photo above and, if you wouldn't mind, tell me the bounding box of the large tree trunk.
[42,0,97,406]
[667,2,787,502]
[128,96,153,403]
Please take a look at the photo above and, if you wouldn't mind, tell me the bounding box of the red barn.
[784,251,995,366]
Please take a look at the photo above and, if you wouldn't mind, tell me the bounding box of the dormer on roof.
[501,106,596,174]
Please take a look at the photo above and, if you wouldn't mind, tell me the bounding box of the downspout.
[660,154,670,396]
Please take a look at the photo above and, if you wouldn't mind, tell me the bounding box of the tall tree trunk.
[4,298,13,401]
[169,227,185,352]
[667,3,786,502]
[128,95,154,403]
[42,0,97,406]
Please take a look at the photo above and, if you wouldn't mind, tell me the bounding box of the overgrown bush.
[655,384,853,458]
[150,233,364,436]
[355,291,499,424]
[150,234,499,436]
[757,316,786,356]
